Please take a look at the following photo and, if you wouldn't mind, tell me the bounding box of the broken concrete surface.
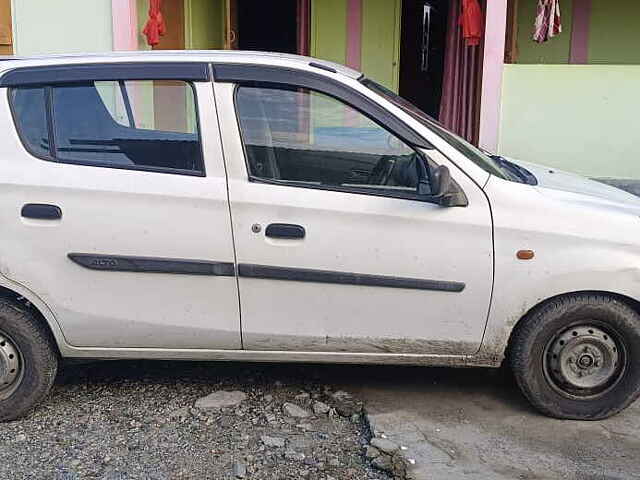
[349,367,640,480]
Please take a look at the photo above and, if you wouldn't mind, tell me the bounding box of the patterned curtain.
[438,0,484,144]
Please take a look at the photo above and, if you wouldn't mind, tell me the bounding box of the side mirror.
[431,164,452,198]
[428,164,468,207]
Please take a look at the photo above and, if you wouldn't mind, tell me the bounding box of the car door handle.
[265,223,306,239]
[21,204,62,220]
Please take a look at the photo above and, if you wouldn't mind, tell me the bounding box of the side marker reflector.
[517,250,535,260]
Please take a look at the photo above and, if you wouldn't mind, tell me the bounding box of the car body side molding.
[68,254,235,276]
[237,264,465,292]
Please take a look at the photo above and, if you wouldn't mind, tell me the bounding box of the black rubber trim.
[0,62,210,87]
[21,203,62,220]
[237,264,465,292]
[68,254,235,276]
[265,223,306,239]
[309,62,337,73]
[212,64,432,149]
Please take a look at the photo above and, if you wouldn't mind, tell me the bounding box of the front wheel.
[510,294,640,420]
[0,300,58,422]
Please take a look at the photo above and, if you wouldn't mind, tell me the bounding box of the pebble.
[261,435,286,448]
[312,401,330,415]
[284,450,306,461]
[365,446,381,459]
[295,392,311,404]
[233,461,247,478]
[283,402,311,418]
[371,455,393,472]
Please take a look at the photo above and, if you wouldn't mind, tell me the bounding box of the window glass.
[11,80,202,174]
[361,78,509,180]
[10,87,49,158]
[236,86,425,195]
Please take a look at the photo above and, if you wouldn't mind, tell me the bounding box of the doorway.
[228,0,300,54]
[399,0,449,119]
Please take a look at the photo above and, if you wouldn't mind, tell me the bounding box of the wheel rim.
[544,324,626,398]
[0,330,23,400]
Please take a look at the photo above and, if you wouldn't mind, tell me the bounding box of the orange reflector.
[517,250,535,260]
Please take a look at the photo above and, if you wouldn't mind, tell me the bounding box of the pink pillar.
[478,0,508,152]
[570,0,592,64]
[345,0,362,70]
[112,0,139,51]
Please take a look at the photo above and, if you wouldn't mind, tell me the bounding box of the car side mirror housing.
[428,164,468,207]
[432,164,451,198]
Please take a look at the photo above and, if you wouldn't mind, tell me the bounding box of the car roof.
[0,50,363,80]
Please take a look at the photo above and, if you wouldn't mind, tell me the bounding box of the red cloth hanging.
[459,0,484,47]
[533,0,562,43]
[143,0,166,47]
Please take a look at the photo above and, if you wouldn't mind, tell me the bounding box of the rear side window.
[10,80,203,175]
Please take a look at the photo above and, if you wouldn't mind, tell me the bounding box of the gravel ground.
[0,360,391,480]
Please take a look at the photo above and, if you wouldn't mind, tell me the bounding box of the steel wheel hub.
[546,325,622,396]
[0,332,21,399]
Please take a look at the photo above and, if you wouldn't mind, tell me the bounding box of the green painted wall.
[514,0,640,65]
[499,64,640,179]
[589,0,640,65]
[311,0,400,92]
[185,0,224,50]
[311,0,347,65]
[12,0,113,55]
[361,0,401,91]
[514,0,573,64]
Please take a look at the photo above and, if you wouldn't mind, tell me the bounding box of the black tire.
[0,299,58,422]
[510,293,640,420]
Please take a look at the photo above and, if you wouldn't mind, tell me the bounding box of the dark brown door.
[0,0,12,55]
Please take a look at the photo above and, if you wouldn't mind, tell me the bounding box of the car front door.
[215,66,493,355]
[0,62,241,350]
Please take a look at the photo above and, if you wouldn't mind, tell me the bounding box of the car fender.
[477,176,640,364]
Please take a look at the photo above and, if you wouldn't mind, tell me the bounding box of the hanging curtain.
[533,0,562,43]
[439,0,484,144]
[143,0,166,47]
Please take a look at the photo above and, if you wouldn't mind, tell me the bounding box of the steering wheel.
[368,155,397,186]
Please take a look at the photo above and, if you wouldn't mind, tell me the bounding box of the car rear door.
[214,65,493,355]
[0,62,241,350]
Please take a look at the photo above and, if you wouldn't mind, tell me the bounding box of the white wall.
[12,0,113,55]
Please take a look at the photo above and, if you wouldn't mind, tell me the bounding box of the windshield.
[361,78,509,180]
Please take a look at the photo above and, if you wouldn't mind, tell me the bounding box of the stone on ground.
[261,435,286,448]
[194,390,247,410]
[283,402,311,418]
[370,437,400,454]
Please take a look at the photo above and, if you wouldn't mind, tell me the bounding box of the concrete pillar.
[479,0,508,152]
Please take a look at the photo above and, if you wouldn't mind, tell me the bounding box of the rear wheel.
[0,300,58,421]
[510,293,640,420]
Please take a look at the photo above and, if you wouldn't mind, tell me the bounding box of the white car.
[0,51,638,421]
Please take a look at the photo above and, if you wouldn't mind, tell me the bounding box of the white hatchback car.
[0,51,639,421]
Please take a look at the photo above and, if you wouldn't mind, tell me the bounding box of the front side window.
[362,78,509,180]
[235,85,428,197]
[10,80,203,174]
